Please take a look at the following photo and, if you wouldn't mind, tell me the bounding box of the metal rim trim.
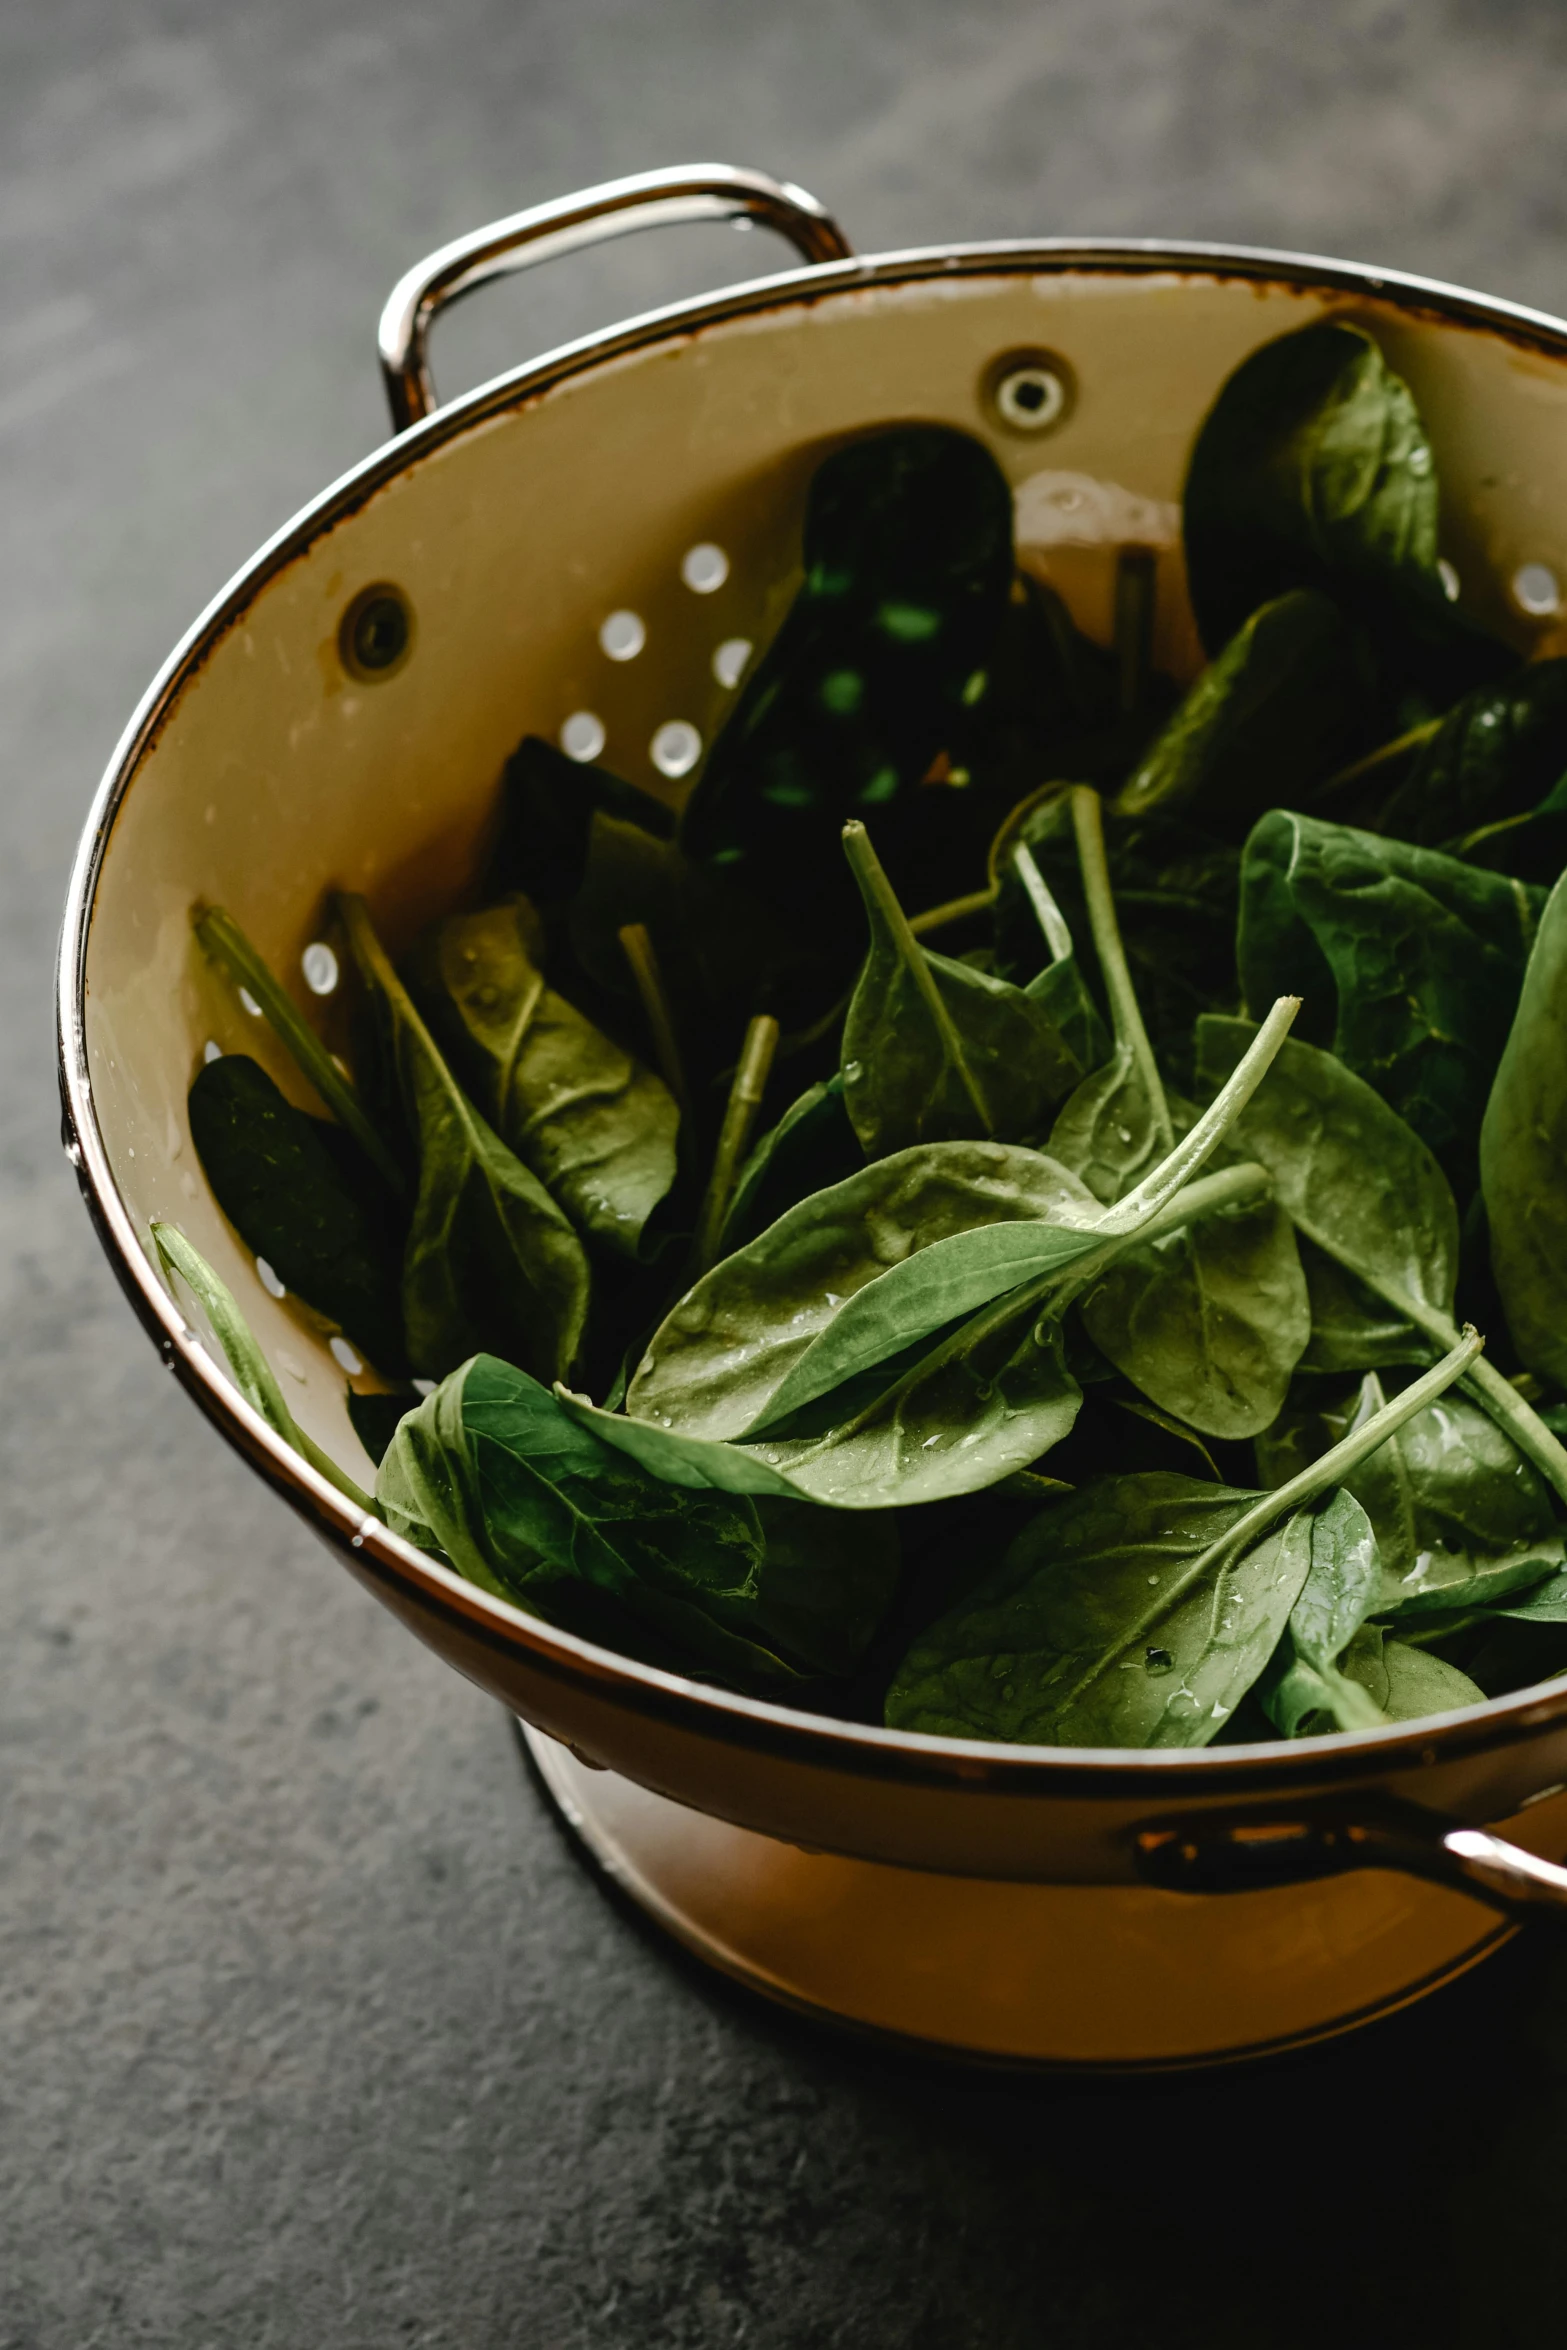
[58,233,1567,1805]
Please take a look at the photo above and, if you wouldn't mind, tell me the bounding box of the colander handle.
[1133,1795,1567,1925]
[378,163,854,431]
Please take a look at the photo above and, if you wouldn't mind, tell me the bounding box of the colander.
[59,164,1567,2069]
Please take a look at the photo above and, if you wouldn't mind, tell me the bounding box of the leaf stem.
[1103,994,1300,1236]
[907,885,999,938]
[842,821,994,1135]
[153,1221,374,1511]
[193,905,405,1195]
[1069,786,1173,1152]
[617,922,689,1113]
[692,1015,779,1274]
[1314,715,1443,802]
[1012,844,1074,964]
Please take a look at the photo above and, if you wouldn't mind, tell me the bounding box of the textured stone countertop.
[8,4,1567,2342]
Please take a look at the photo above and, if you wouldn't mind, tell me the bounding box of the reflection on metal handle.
[1134,1797,1567,1925]
[378,163,855,431]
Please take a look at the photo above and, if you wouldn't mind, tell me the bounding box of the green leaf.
[884,1329,1482,1746]
[1010,845,1112,1077]
[1078,1184,1310,1440]
[627,1138,1103,1442]
[1238,809,1546,1198]
[1182,319,1508,700]
[187,1054,407,1375]
[192,905,405,1195]
[405,896,679,1259]
[680,425,1016,928]
[377,1354,898,1686]
[1376,658,1567,849]
[840,821,1081,1155]
[1115,590,1372,834]
[1480,870,1567,1386]
[1378,1638,1486,1722]
[337,893,591,1386]
[1295,1241,1433,1375]
[346,1388,416,1467]
[719,1073,863,1254]
[488,733,675,909]
[151,1222,373,1510]
[1256,1490,1389,1735]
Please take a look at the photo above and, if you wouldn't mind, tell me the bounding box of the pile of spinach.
[167,362,1567,1744]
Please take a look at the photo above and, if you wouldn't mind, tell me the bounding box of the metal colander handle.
[1135,1796,1567,1925]
[378,163,854,431]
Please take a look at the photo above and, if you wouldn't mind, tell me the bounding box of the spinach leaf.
[1115,590,1372,835]
[151,1222,373,1510]
[1237,808,1546,1198]
[1257,1368,1563,1618]
[1078,1179,1310,1440]
[720,1073,863,1254]
[1480,870,1567,1385]
[405,896,679,1259]
[488,733,675,909]
[1183,318,1509,701]
[346,1387,417,1468]
[1376,658,1567,848]
[840,821,1081,1155]
[1256,1488,1389,1735]
[631,1003,1296,1446]
[187,1054,407,1375]
[377,1354,897,1687]
[337,894,591,1386]
[1378,1638,1486,1722]
[1295,1241,1432,1374]
[884,1330,1481,1746]
[680,425,1015,929]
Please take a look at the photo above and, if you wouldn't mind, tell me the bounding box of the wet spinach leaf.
[188,1053,407,1375]
[405,896,679,1259]
[488,733,676,910]
[1256,1487,1388,1735]
[884,1332,1480,1746]
[680,425,1015,928]
[377,1353,897,1687]
[1008,844,1112,1076]
[1115,590,1372,835]
[1183,318,1509,701]
[1237,810,1546,1198]
[338,894,591,1386]
[1480,871,1567,1387]
[1377,1638,1486,1721]
[840,821,1081,1155]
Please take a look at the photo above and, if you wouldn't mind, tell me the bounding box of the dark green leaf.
[1256,1488,1389,1735]
[1238,809,1546,1198]
[346,1387,416,1468]
[338,894,591,1386]
[1183,319,1510,701]
[187,1054,407,1375]
[405,896,679,1259]
[680,426,1015,927]
[377,1354,897,1686]
[1115,590,1373,834]
[488,733,676,909]
[1376,658,1567,848]
[840,821,1081,1155]
[1480,871,1567,1386]
[720,1073,863,1253]
[1295,1240,1433,1374]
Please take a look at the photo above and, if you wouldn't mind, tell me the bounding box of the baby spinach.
[377,1353,897,1686]
[1115,590,1372,835]
[1375,658,1567,848]
[1256,1488,1388,1735]
[1238,809,1546,1197]
[187,1054,407,1375]
[839,821,1081,1156]
[488,733,675,910]
[1009,844,1111,1076]
[405,896,679,1259]
[885,1330,1480,1746]
[1480,870,1567,1386]
[1196,1016,1567,1505]
[680,425,1015,928]
[1183,318,1508,701]
[337,894,591,1385]
[151,1222,373,1511]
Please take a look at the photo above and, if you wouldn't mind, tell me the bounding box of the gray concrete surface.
[8,3,1567,2342]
